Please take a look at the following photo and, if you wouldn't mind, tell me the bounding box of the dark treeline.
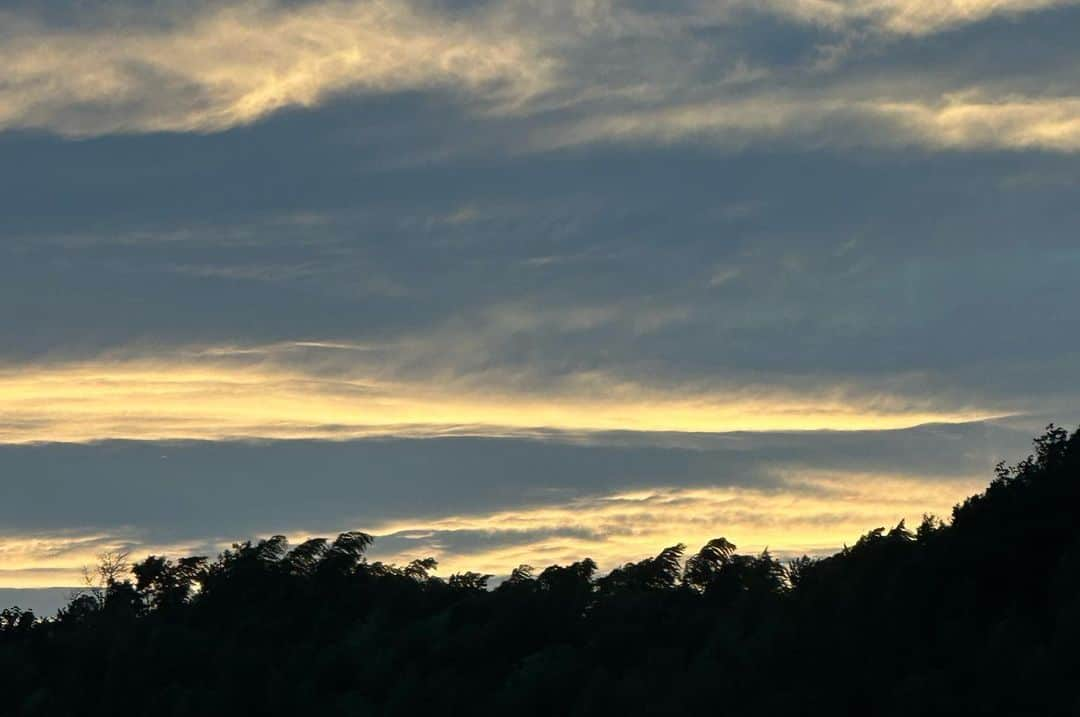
[4,426,1080,716]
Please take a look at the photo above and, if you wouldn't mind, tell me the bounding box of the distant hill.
[0,589,79,620]
[2,425,1079,716]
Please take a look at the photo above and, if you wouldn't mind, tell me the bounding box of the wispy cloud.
[0,0,550,136]
[2,0,1078,152]
[757,0,1080,34]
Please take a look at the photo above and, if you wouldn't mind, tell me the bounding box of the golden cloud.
[0,533,208,589]
[365,470,985,575]
[0,468,985,588]
[0,352,1003,444]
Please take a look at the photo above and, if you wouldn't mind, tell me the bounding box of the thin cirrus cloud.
[1,0,1078,152]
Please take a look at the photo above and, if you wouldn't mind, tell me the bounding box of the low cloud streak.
[0,353,1002,443]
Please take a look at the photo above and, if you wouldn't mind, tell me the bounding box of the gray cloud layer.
[0,422,1016,537]
[2,133,1078,415]
[2,0,1079,594]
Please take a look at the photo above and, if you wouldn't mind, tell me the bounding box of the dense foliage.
[4,426,1080,716]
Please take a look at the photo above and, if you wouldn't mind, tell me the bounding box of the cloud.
[2,0,1079,154]
[0,419,1026,587]
[0,0,549,136]
[0,459,990,587]
[2,0,1079,605]
[3,167,1079,418]
[366,471,988,575]
[0,533,213,588]
[0,350,1004,443]
[542,91,1080,152]
[758,0,1080,34]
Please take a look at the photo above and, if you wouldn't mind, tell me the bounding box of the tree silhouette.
[2,424,1079,716]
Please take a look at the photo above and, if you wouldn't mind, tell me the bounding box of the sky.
[2,0,1079,607]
